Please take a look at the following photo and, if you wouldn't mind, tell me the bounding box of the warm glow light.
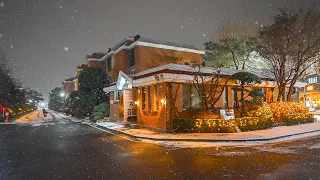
[307,85,314,91]
[160,99,166,104]
[134,101,139,105]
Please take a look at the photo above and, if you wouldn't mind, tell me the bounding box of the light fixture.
[134,101,139,105]
[160,99,166,104]
[307,85,314,91]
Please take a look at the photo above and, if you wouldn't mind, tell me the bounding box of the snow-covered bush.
[91,103,109,121]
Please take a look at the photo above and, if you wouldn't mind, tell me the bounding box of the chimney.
[134,35,141,41]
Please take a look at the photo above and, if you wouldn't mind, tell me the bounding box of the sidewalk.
[94,121,320,142]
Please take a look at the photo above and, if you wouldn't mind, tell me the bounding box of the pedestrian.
[42,108,48,117]
[4,110,9,123]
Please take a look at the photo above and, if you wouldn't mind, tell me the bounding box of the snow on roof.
[101,35,204,61]
[134,64,275,80]
[135,37,200,50]
[64,77,77,82]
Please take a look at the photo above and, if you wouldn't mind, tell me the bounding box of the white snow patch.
[140,140,255,149]
[214,151,251,156]
[255,147,296,154]
[309,143,320,149]
[31,123,42,127]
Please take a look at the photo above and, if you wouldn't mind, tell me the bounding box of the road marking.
[88,124,135,142]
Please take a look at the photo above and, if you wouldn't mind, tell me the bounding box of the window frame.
[148,86,153,111]
[107,56,112,72]
[142,87,146,110]
[114,91,120,101]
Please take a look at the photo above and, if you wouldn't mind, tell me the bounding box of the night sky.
[1,0,319,98]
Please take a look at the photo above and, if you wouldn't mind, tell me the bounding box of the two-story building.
[101,35,310,133]
[102,35,204,124]
[62,77,77,95]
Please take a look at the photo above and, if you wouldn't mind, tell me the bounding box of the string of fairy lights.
[193,102,314,130]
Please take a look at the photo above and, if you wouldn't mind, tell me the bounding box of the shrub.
[269,102,315,125]
[246,103,273,117]
[235,115,274,131]
[174,115,274,133]
[91,103,109,121]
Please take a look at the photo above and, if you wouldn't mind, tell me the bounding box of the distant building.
[62,77,77,95]
[299,73,320,108]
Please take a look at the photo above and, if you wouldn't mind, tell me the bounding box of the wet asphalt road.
[1,112,320,180]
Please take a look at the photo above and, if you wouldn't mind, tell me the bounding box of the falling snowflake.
[0,34,2,38]
[180,25,184,29]
[10,45,13,48]
[255,21,259,25]
[0,2,4,8]
[59,6,63,9]
[64,47,69,51]
[203,34,206,37]
[71,17,74,19]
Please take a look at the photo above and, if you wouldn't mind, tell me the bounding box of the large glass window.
[183,84,201,109]
[148,86,153,111]
[142,87,146,110]
[155,85,159,110]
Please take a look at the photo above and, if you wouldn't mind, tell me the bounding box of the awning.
[294,81,307,88]
[103,85,116,93]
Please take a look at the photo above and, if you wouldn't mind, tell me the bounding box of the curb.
[93,124,320,143]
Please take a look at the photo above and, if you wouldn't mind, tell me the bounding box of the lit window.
[148,86,153,111]
[115,91,120,101]
[308,77,317,84]
[155,85,159,110]
[183,84,201,109]
[142,87,146,110]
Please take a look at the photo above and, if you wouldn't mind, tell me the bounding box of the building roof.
[133,64,275,80]
[77,64,88,69]
[64,77,77,82]
[99,35,205,61]
[129,36,200,50]
[87,52,107,59]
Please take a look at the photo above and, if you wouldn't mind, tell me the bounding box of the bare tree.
[258,8,320,101]
[189,64,230,111]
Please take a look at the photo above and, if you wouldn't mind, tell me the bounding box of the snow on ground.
[94,121,320,149]
[14,111,52,126]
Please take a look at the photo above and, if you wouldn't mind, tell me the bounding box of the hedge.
[173,115,274,133]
